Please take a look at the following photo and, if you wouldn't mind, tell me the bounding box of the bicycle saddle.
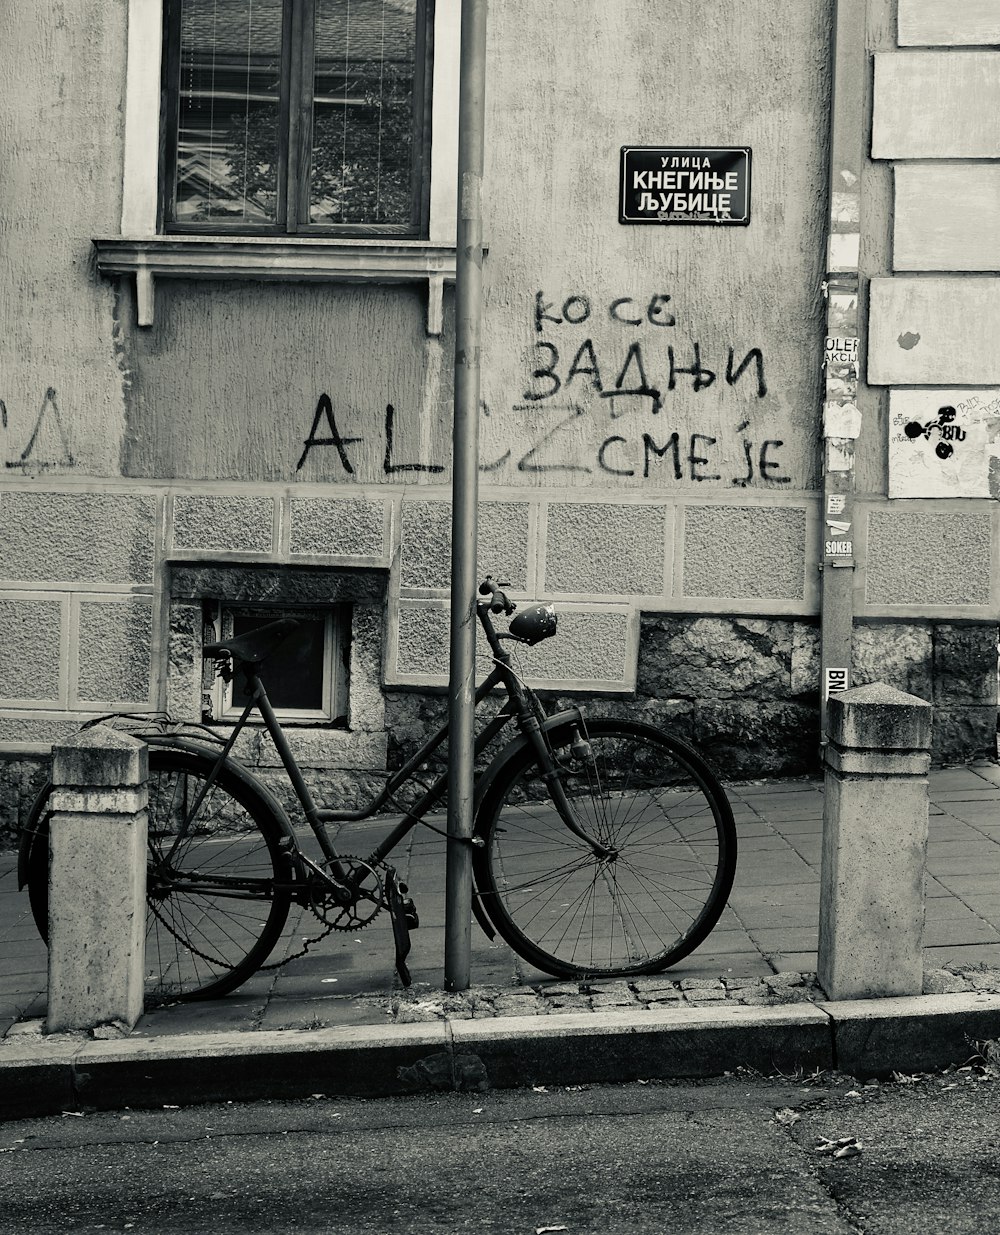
[203,618,300,666]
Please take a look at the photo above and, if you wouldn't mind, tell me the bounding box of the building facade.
[0,0,997,836]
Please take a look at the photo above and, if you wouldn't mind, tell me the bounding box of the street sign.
[620,147,751,225]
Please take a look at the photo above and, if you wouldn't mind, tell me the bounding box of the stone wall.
[385,615,997,783]
[0,758,49,851]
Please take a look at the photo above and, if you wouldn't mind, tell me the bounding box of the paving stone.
[581,979,633,998]
[590,991,640,1009]
[774,984,823,1004]
[632,977,682,995]
[394,1004,444,1023]
[492,995,542,1016]
[765,971,810,990]
[728,987,779,1006]
[642,988,683,1003]
[541,995,590,1013]
[918,968,967,997]
[4,1017,45,1037]
[136,1001,264,1037]
[967,972,1000,992]
[682,987,728,1003]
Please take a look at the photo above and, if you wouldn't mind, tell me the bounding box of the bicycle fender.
[16,775,53,889]
[470,711,584,941]
[143,734,299,843]
[472,709,584,826]
[18,737,299,887]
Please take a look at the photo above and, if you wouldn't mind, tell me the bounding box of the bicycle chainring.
[309,856,387,931]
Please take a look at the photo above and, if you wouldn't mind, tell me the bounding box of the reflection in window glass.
[175,0,283,224]
[311,0,417,225]
[228,608,327,712]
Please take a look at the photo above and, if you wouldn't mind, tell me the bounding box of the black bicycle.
[20,579,737,1003]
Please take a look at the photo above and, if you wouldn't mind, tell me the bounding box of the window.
[163,0,434,236]
[206,603,350,722]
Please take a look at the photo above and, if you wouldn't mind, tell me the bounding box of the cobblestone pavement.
[380,963,1000,1025]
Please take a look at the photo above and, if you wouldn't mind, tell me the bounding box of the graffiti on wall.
[901,406,965,462]
[889,389,1000,499]
[476,289,787,487]
[294,289,791,487]
[296,395,444,476]
[1,388,75,471]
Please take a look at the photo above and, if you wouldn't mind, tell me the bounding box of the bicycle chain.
[263,855,390,970]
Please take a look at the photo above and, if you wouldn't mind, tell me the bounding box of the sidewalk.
[4,764,1000,1115]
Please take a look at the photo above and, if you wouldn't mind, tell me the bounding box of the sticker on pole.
[824,668,849,701]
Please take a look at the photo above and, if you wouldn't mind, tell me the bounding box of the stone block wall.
[870,7,1000,502]
[0,491,157,757]
[384,616,997,784]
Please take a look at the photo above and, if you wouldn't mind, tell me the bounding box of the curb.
[3,992,1000,1120]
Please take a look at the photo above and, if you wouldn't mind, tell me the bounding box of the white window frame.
[104,0,460,332]
[209,603,347,723]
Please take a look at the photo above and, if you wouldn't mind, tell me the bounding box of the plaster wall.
[0,0,127,477]
[476,0,831,497]
[0,0,833,496]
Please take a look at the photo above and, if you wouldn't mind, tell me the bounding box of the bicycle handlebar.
[478,577,516,616]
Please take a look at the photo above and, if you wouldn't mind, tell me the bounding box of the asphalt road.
[1,1066,999,1233]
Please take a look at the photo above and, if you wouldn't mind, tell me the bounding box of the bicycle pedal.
[402,897,419,930]
[384,871,413,987]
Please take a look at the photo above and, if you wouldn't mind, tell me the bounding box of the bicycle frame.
[189,598,605,894]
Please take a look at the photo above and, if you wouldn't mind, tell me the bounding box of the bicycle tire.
[473,718,737,979]
[25,745,294,1003]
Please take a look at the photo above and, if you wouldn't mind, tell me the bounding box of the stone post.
[45,727,148,1033]
[818,682,932,1001]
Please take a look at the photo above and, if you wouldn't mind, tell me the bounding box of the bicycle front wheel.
[25,745,294,1003]
[474,718,737,979]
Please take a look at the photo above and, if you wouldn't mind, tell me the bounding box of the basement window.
[206,603,349,723]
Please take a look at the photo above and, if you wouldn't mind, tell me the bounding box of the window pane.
[174,0,283,224]
[230,610,326,711]
[311,0,418,226]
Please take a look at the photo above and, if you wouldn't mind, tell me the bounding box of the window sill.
[92,235,459,335]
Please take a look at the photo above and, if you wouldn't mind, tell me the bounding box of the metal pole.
[819,0,865,747]
[444,0,488,991]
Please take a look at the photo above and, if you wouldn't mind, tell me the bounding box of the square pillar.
[45,727,148,1033]
[818,682,932,1001]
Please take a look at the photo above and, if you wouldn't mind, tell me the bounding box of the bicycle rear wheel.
[25,745,294,1003]
[474,718,736,979]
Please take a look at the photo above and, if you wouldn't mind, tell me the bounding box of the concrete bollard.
[818,682,932,1001]
[45,726,148,1034]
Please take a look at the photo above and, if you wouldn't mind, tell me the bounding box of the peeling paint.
[897,331,921,351]
[831,190,860,224]
[823,402,862,439]
[825,438,855,473]
[989,456,1000,501]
